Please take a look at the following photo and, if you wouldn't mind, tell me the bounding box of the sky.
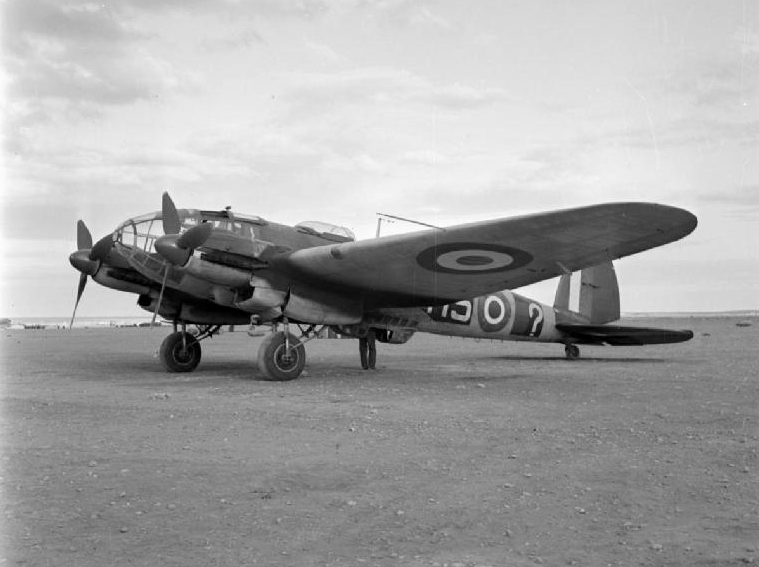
[1,0,757,318]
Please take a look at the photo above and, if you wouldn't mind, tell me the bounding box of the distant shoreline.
[622,310,759,318]
[1,317,170,330]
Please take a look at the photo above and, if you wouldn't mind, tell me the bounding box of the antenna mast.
[375,212,444,237]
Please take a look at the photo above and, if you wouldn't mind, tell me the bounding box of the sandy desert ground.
[1,316,757,567]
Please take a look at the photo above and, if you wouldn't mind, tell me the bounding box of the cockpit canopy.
[295,221,355,242]
[114,209,354,254]
[114,209,266,253]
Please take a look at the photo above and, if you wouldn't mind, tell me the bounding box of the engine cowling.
[282,285,363,325]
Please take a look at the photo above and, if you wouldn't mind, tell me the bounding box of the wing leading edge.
[276,202,697,308]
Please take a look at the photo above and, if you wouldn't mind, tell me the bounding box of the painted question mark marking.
[528,303,544,336]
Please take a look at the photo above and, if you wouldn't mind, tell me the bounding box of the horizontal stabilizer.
[556,324,694,346]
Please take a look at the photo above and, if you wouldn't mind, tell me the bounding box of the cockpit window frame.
[114,208,269,253]
[295,221,355,242]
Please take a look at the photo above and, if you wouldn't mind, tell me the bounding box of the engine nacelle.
[283,285,362,325]
[94,270,150,295]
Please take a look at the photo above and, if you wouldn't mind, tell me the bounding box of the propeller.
[155,192,213,266]
[70,271,88,329]
[151,192,213,326]
[69,219,105,329]
[177,222,213,249]
[90,234,114,262]
[154,223,213,265]
[162,191,181,235]
[77,219,92,250]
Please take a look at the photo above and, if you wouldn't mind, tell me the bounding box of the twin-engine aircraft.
[69,194,697,380]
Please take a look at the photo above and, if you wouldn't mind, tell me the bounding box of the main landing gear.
[256,320,321,381]
[564,343,580,360]
[157,319,320,381]
[158,324,222,373]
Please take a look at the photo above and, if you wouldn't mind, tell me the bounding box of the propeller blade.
[162,192,181,235]
[155,223,212,266]
[69,273,88,329]
[89,234,113,262]
[77,220,93,250]
[176,222,213,249]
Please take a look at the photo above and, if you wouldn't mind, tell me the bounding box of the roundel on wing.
[416,242,533,275]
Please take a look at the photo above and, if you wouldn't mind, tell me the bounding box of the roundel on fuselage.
[416,242,533,275]
[477,291,512,333]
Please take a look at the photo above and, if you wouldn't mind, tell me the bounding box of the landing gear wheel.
[160,331,202,373]
[565,344,580,360]
[257,331,305,381]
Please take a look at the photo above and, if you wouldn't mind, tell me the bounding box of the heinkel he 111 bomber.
[70,193,697,380]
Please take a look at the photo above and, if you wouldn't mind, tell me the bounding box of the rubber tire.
[257,331,305,381]
[159,331,202,373]
[565,344,580,360]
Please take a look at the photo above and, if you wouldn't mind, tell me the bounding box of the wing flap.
[276,202,697,308]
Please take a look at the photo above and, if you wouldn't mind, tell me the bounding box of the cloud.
[303,39,348,65]
[429,83,512,109]
[583,115,759,153]
[4,1,140,45]
[283,67,511,114]
[696,184,759,214]
[2,0,199,118]
[662,35,759,110]
[400,149,447,166]
[113,0,330,19]
[322,152,386,174]
[201,28,266,51]
[345,0,451,30]
[2,140,256,215]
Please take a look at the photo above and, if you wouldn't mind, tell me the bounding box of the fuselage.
[369,290,584,345]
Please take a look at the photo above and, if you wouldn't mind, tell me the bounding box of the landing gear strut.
[564,343,580,360]
[158,324,221,373]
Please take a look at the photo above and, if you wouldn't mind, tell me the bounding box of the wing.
[275,202,697,307]
[555,324,694,346]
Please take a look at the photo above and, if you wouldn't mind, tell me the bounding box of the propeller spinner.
[151,192,213,326]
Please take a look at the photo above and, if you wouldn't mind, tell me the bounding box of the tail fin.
[554,261,621,325]
[554,273,571,311]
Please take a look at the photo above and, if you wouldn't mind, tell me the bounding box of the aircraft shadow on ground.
[486,355,671,363]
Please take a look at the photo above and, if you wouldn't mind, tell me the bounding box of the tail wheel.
[258,331,305,381]
[160,331,202,372]
[565,344,580,360]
